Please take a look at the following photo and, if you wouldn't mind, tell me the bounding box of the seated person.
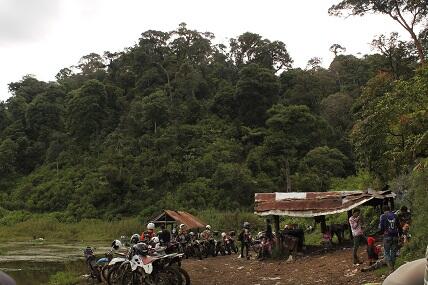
[321,226,333,249]
[367,236,381,265]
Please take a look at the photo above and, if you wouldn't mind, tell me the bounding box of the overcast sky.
[0,0,408,101]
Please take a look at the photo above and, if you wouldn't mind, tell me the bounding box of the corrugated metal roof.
[255,190,395,217]
[151,210,207,229]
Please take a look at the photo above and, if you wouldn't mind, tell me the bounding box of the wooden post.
[320,215,326,234]
[273,215,282,254]
[347,210,353,240]
[274,215,280,235]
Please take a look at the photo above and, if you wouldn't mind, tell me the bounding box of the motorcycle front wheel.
[120,263,143,285]
[178,267,191,285]
[107,263,123,285]
[154,267,183,285]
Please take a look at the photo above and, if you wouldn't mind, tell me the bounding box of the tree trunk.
[409,30,426,64]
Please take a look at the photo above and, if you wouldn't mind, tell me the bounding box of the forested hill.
[0,23,426,221]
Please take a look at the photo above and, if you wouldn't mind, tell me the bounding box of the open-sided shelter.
[254,189,396,234]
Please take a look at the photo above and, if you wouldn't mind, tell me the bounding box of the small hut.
[150,210,207,230]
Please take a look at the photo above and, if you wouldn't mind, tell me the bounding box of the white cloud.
[0,0,407,101]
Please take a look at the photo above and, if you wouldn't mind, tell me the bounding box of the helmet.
[243,222,250,229]
[151,236,159,244]
[133,243,148,255]
[206,225,211,230]
[221,232,226,238]
[147,222,155,230]
[111,239,122,250]
[130,234,140,244]
[189,232,195,236]
[179,224,185,229]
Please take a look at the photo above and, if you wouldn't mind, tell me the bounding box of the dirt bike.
[190,240,203,260]
[249,238,262,255]
[216,239,226,256]
[120,243,183,285]
[201,239,217,258]
[148,243,191,285]
[106,251,128,285]
[223,237,238,255]
[83,246,111,283]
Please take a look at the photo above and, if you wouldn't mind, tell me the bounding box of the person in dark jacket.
[158,223,171,245]
[238,222,251,260]
[379,205,401,272]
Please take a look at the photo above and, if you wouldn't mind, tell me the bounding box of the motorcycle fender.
[142,263,153,274]
[109,257,125,265]
[130,255,143,271]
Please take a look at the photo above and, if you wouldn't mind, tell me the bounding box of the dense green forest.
[0,16,427,250]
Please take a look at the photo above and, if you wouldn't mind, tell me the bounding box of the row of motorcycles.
[84,238,190,285]
[83,231,240,285]
[177,231,239,260]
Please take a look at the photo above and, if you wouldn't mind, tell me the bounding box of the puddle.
[0,241,110,285]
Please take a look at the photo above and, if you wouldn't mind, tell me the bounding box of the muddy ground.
[182,247,384,285]
[0,241,385,285]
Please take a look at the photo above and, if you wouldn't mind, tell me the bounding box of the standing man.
[349,208,366,264]
[158,223,171,245]
[379,205,401,273]
[238,222,251,260]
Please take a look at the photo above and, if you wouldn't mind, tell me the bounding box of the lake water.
[0,241,110,285]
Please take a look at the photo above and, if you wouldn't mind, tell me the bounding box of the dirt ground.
[182,246,384,285]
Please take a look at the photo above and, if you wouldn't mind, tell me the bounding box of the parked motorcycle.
[120,242,183,285]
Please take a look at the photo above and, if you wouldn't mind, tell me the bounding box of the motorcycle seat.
[142,256,157,265]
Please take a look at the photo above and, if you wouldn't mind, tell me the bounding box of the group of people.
[348,205,412,273]
[237,219,306,261]
[139,222,217,245]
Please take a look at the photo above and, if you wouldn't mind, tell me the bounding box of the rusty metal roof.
[151,210,207,229]
[255,190,395,217]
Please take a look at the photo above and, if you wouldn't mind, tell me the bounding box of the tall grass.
[0,213,142,242]
[48,271,80,285]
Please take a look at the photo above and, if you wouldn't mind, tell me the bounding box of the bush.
[400,165,428,261]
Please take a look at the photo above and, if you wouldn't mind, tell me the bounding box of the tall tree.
[329,44,347,57]
[329,0,428,63]
[235,64,279,127]
[66,80,108,145]
[371,32,418,78]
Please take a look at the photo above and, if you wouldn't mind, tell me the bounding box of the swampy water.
[0,241,110,285]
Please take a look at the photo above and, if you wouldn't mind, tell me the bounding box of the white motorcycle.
[119,243,183,285]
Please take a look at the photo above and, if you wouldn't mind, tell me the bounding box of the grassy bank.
[0,208,326,242]
[0,213,141,241]
[0,206,375,246]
